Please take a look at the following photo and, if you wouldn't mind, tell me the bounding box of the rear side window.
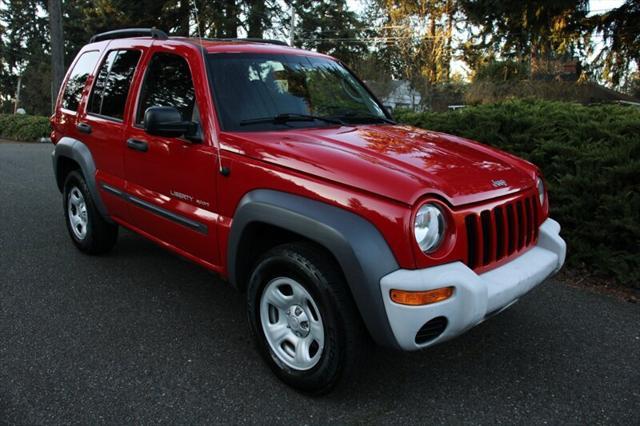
[88,49,141,120]
[61,51,100,112]
[136,53,196,124]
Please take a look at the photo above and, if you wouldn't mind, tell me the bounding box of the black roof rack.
[89,28,169,43]
[207,38,289,46]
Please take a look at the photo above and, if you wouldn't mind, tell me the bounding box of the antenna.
[190,0,229,176]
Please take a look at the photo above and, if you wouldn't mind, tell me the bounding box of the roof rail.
[208,38,289,47]
[89,28,169,43]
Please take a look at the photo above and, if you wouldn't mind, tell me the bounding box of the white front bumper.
[380,218,566,350]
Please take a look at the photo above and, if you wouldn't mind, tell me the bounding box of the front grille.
[465,194,539,270]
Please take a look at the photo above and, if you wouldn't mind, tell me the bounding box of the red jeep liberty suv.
[51,29,566,394]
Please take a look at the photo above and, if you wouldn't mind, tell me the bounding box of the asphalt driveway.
[1,142,639,424]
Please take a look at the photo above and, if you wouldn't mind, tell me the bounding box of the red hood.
[221,124,538,206]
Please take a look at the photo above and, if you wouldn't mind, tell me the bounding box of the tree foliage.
[0,0,637,114]
[474,60,529,82]
[460,0,589,57]
[292,0,368,68]
[459,0,639,88]
[375,0,458,87]
[586,0,640,87]
[0,0,49,112]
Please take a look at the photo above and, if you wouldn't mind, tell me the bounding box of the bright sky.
[589,0,626,14]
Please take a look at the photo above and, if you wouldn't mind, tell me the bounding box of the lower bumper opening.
[415,316,448,344]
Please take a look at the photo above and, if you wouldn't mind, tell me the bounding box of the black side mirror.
[144,106,198,140]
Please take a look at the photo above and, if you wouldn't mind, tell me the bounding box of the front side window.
[136,53,197,124]
[88,49,141,120]
[61,51,100,112]
[207,53,388,131]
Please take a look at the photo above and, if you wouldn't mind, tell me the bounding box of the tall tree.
[173,0,192,36]
[181,0,241,38]
[459,1,590,61]
[245,0,268,38]
[586,0,640,87]
[0,0,50,113]
[373,0,459,98]
[292,0,368,67]
[0,20,11,111]
[221,0,239,37]
[48,0,64,99]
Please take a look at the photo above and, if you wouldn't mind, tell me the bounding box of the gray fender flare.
[228,189,400,349]
[52,137,112,222]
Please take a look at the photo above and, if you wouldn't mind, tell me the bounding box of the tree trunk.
[247,0,266,38]
[179,0,191,37]
[48,0,65,100]
[223,0,239,38]
[444,0,454,81]
[429,13,437,83]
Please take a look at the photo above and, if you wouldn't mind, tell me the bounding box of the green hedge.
[0,114,51,142]
[396,100,640,288]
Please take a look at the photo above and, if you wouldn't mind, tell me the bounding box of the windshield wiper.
[239,113,344,126]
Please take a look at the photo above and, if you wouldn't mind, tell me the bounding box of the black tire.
[247,242,366,395]
[63,170,118,254]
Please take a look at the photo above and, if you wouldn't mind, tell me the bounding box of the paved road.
[1,142,639,424]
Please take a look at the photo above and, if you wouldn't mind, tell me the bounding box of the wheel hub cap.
[67,186,88,240]
[259,277,325,371]
[286,305,310,337]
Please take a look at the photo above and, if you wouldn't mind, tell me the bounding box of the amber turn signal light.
[390,287,454,306]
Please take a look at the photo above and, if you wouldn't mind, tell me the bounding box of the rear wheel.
[247,243,365,394]
[63,170,118,254]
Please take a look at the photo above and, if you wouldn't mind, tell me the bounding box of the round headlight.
[414,203,446,253]
[536,177,545,205]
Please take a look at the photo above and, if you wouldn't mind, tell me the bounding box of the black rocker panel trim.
[101,183,208,235]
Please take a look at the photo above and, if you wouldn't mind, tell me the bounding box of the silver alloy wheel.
[260,277,325,371]
[67,186,88,240]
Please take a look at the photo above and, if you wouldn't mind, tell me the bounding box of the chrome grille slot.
[464,194,540,271]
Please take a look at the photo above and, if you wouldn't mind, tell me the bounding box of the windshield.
[207,53,390,131]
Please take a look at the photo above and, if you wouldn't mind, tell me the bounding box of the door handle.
[127,138,148,152]
[76,122,92,134]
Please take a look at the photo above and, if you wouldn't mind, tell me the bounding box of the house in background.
[365,80,422,111]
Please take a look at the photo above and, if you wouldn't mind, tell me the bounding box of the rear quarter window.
[88,49,142,120]
[61,51,100,112]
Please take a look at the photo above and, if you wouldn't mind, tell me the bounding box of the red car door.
[79,39,149,220]
[123,44,220,269]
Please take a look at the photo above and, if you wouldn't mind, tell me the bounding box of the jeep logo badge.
[491,179,507,188]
